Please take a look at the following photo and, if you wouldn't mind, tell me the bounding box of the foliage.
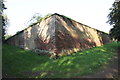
[2,42,119,78]
[4,34,13,39]
[1,1,9,43]
[16,31,21,34]
[27,13,42,26]
[27,13,52,26]
[107,1,120,41]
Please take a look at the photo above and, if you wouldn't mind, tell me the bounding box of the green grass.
[2,42,120,78]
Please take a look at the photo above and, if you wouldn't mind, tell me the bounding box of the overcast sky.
[4,0,115,35]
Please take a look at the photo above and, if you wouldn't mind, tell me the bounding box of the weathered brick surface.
[55,15,110,55]
[6,14,111,56]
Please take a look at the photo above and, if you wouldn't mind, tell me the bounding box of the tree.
[4,34,12,40]
[27,13,52,26]
[2,14,9,42]
[1,1,9,43]
[107,1,120,41]
[27,13,42,26]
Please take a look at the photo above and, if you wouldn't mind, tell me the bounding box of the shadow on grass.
[2,42,120,78]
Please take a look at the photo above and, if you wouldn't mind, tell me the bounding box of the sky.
[4,0,115,35]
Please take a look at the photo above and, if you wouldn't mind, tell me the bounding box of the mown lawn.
[2,42,120,78]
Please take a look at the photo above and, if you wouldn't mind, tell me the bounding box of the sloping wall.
[7,15,56,54]
[6,32,24,48]
[6,13,111,56]
[55,15,110,55]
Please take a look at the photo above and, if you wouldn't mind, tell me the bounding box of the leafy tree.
[2,14,9,41]
[107,1,120,41]
[4,34,12,39]
[27,13,52,26]
[1,1,9,43]
[27,13,42,26]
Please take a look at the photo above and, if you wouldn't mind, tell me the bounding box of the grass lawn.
[2,42,120,78]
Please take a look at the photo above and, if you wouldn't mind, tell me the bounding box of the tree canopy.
[27,13,52,26]
[1,1,9,43]
[107,1,120,41]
